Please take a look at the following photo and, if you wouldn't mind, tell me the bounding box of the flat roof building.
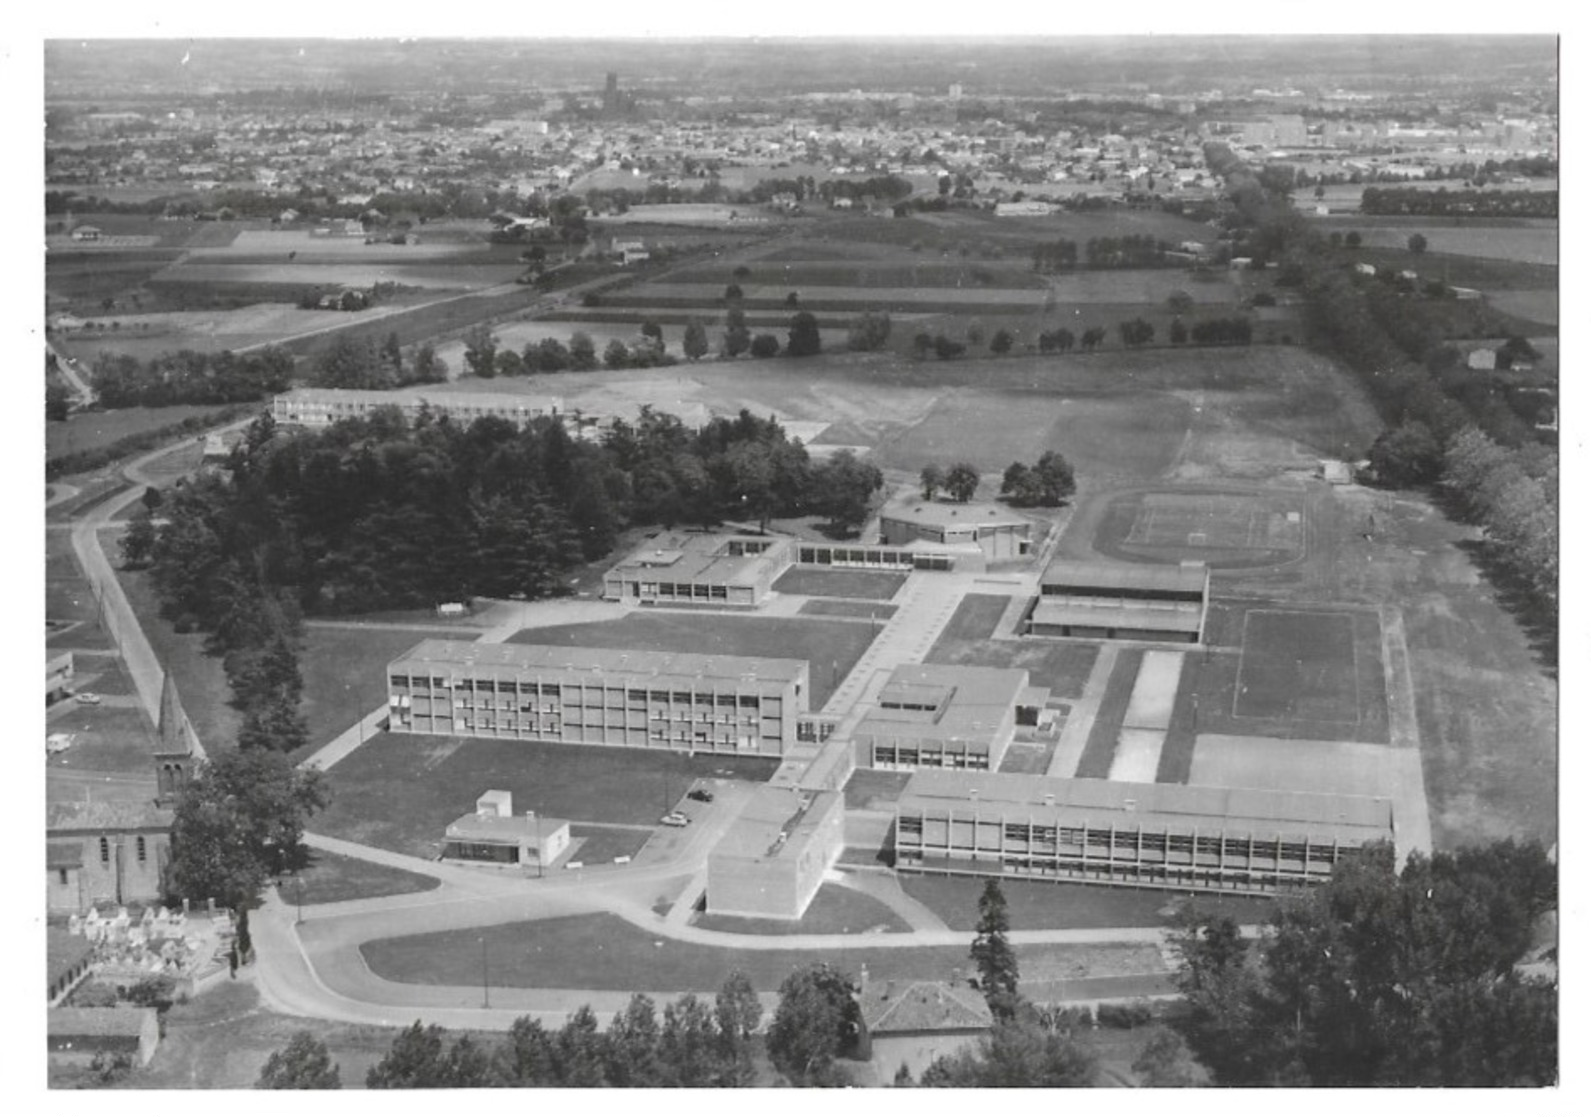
[707,785,845,919]
[272,387,565,431]
[1030,559,1209,643]
[852,664,1049,773]
[893,769,1394,896]
[604,532,793,607]
[388,639,810,756]
[442,790,570,869]
[879,501,1035,569]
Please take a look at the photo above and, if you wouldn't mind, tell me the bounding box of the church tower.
[152,672,196,808]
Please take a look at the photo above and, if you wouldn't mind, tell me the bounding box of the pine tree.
[971,878,1020,1017]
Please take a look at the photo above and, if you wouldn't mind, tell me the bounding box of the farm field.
[185,229,496,261]
[314,732,778,858]
[606,280,1050,312]
[658,258,1048,289]
[504,611,880,709]
[360,911,1162,993]
[1483,288,1557,327]
[1341,224,1557,265]
[150,261,523,290]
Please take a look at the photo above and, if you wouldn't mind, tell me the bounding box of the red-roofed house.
[858,976,993,1081]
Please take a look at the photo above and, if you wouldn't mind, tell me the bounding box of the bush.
[1097,1001,1155,1029]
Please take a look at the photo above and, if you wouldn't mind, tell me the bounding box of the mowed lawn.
[506,612,879,709]
[900,875,1279,932]
[361,912,1159,993]
[290,851,441,906]
[314,733,778,859]
[47,404,236,460]
[693,884,910,936]
[771,567,906,600]
[298,625,453,756]
[1235,610,1360,721]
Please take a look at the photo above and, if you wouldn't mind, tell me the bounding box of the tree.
[786,311,822,358]
[724,283,744,303]
[989,328,1013,354]
[919,464,943,501]
[767,963,861,1086]
[1167,289,1195,313]
[462,324,498,378]
[944,462,980,503]
[1345,231,1362,248]
[714,970,763,1085]
[605,993,664,1087]
[812,450,884,535]
[120,507,158,569]
[257,1031,342,1089]
[1407,232,1429,254]
[1366,421,1442,487]
[1119,317,1155,347]
[603,339,631,370]
[682,319,710,361]
[641,320,664,345]
[366,1022,452,1088]
[568,332,599,371]
[412,343,446,383]
[921,1019,1098,1087]
[46,383,72,421]
[1032,450,1076,506]
[169,748,327,911]
[970,878,1020,1017]
[1169,317,1189,345]
[750,333,781,358]
[1132,1027,1211,1087]
[846,311,892,352]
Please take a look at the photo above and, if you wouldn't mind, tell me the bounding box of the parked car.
[687,788,714,803]
[74,692,101,705]
[660,811,690,827]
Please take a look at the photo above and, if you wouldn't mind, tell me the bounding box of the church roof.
[46,799,172,833]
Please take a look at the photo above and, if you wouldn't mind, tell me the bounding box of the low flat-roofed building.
[894,769,1394,895]
[388,639,810,756]
[603,532,792,607]
[879,501,1034,567]
[271,387,565,431]
[47,651,74,702]
[1031,559,1209,643]
[852,664,1049,773]
[442,790,570,869]
[48,1007,161,1068]
[707,785,844,919]
[47,928,94,1006]
[794,539,974,573]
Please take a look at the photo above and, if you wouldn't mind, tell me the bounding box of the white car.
[660,811,690,828]
[75,692,101,706]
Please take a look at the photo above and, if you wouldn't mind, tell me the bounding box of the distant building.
[994,201,1053,217]
[878,501,1034,568]
[442,790,570,869]
[1029,560,1209,643]
[388,639,811,756]
[47,651,75,704]
[852,663,1050,773]
[48,1007,162,1069]
[47,928,94,1007]
[603,532,793,607]
[271,388,565,432]
[69,225,103,242]
[893,768,1396,895]
[859,977,992,1082]
[707,785,844,919]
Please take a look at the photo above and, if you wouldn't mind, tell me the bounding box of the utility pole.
[481,935,490,1008]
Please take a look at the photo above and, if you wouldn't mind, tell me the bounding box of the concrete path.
[1047,644,1120,778]
[829,869,952,933]
[476,598,630,644]
[821,574,969,716]
[301,705,394,772]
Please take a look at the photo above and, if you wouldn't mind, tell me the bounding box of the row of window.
[869,747,992,768]
[896,853,1331,886]
[391,678,771,707]
[95,836,148,864]
[897,820,1350,861]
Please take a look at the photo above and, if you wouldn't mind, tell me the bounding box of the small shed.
[48,1007,161,1067]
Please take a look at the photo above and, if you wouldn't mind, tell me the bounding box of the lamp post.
[481,935,490,1008]
[295,873,304,926]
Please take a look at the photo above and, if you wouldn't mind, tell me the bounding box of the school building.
[603,532,794,607]
[1028,559,1209,643]
[892,769,1395,896]
[707,785,845,919]
[879,501,1035,569]
[387,639,810,756]
[441,790,570,869]
[851,664,1051,773]
[271,387,565,431]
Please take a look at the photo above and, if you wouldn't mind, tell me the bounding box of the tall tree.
[944,462,980,503]
[786,311,822,358]
[462,324,499,379]
[256,1031,342,1089]
[366,1023,452,1088]
[971,878,1021,1018]
[920,1018,1097,1087]
[812,450,883,535]
[919,464,943,500]
[767,964,861,1087]
[605,994,663,1087]
[682,318,710,361]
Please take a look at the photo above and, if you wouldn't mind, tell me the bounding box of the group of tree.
[1438,426,1557,605]
[919,462,981,503]
[1170,839,1556,1086]
[1029,235,1173,273]
[999,451,1076,507]
[138,406,882,628]
[314,331,447,390]
[911,333,970,361]
[1117,317,1155,347]
[845,311,893,352]
[1360,186,1557,219]
[91,347,294,408]
[1168,316,1254,346]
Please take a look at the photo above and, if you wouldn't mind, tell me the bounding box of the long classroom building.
[387,639,810,756]
[893,769,1395,896]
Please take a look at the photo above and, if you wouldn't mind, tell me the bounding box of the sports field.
[1096,489,1305,567]
[1235,610,1359,722]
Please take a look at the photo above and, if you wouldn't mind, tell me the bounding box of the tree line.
[1360,186,1557,219]
[314,332,448,390]
[91,347,294,408]
[1030,234,1174,273]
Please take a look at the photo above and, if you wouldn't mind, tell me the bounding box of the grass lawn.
[46,405,234,460]
[843,768,913,810]
[116,562,241,750]
[361,912,1159,993]
[694,884,910,936]
[800,599,897,621]
[999,736,1060,776]
[46,705,156,788]
[1074,648,1144,779]
[315,732,778,859]
[505,612,879,709]
[933,593,1011,642]
[900,875,1280,932]
[290,850,441,906]
[46,532,115,651]
[772,567,906,600]
[298,625,449,756]
[568,824,652,864]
